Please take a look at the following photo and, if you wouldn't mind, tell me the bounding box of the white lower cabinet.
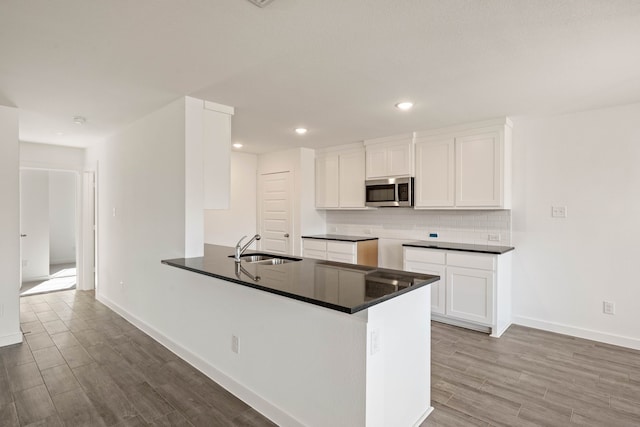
[403,247,512,337]
[302,238,378,267]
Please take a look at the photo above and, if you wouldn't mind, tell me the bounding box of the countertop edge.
[402,242,515,255]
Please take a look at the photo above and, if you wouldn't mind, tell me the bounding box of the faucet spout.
[235,234,261,261]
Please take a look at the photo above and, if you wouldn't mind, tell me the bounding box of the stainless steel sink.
[239,255,275,263]
[230,253,301,265]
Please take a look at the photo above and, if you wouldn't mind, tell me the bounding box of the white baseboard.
[22,275,50,283]
[512,315,640,351]
[0,332,23,347]
[413,406,434,427]
[96,293,303,427]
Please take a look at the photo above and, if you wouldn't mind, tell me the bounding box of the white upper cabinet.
[338,150,365,208]
[414,137,455,208]
[315,143,366,209]
[364,134,414,179]
[414,118,512,209]
[315,154,339,208]
[456,132,501,207]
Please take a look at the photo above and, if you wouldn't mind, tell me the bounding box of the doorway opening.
[20,169,79,296]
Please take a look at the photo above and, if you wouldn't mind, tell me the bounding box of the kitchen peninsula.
[162,244,439,427]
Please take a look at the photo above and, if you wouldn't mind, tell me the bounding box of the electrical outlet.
[112,207,117,217]
[603,301,615,315]
[231,335,239,354]
[429,232,439,239]
[488,233,501,242]
[120,280,125,289]
[370,329,381,355]
[551,206,567,218]
[363,228,372,235]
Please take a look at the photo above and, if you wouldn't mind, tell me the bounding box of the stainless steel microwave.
[365,177,414,207]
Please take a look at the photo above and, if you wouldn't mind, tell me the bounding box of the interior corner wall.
[511,102,640,349]
[0,105,21,346]
[49,171,77,264]
[86,97,188,332]
[204,152,258,248]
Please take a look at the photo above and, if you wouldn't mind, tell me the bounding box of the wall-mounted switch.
[231,335,239,354]
[551,206,567,218]
[603,301,615,315]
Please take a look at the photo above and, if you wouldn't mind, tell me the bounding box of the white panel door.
[446,266,494,325]
[404,261,446,315]
[315,155,339,208]
[455,132,501,207]
[414,138,455,208]
[338,151,365,208]
[258,172,292,255]
[20,170,51,282]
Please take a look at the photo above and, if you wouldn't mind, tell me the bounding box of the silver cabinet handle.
[20,234,27,237]
[284,233,289,238]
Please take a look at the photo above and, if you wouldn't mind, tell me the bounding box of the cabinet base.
[432,315,491,334]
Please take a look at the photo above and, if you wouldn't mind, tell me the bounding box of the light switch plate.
[551,206,567,218]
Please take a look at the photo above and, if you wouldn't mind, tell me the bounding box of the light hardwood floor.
[2,289,640,426]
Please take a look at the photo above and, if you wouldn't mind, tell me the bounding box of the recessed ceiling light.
[73,116,86,125]
[395,102,414,111]
[232,143,243,149]
[295,127,308,135]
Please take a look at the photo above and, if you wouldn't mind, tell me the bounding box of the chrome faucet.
[234,234,261,261]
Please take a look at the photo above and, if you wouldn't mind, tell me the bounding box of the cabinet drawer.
[303,239,327,251]
[303,249,327,260]
[327,241,355,255]
[447,252,495,270]
[327,252,356,264]
[404,248,445,265]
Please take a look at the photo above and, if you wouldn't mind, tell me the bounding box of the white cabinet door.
[455,132,501,207]
[315,155,339,208]
[446,266,494,325]
[365,145,388,179]
[339,151,365,208]
[405,261,446,315]
[387,141,413,177]
[414,137,455,208]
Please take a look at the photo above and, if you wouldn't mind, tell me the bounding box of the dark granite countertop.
[162,244,437,314]
[403,241,515,255]
[301,234,378,242]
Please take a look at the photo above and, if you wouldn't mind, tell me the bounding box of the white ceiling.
[2,0,640,153]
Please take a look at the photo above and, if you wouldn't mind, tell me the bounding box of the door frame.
[257,171,295,255]
[19,166,95,292]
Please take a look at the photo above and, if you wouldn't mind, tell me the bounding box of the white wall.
[20,141,85,171]
[511,103,640,349]
[85,97,187,309]
[49,171,77,264]
[20,170,50,281]
[204,152,258,247]
[0,105,21,346]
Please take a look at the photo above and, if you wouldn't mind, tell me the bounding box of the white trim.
[513,315,640,351]
[21,275,50,283]
[96,293,304,427]
[203,100,235,115]
[0,332,23,347]
[413,406,435,427]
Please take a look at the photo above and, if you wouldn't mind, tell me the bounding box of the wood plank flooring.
[1,290,276,426]
[3,289,640,426]
[423,321,640,426]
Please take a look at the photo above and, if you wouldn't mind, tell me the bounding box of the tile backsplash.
[325,209,512,246]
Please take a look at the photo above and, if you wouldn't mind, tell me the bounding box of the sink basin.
[229,253,302,265]
[238,255,275,263]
